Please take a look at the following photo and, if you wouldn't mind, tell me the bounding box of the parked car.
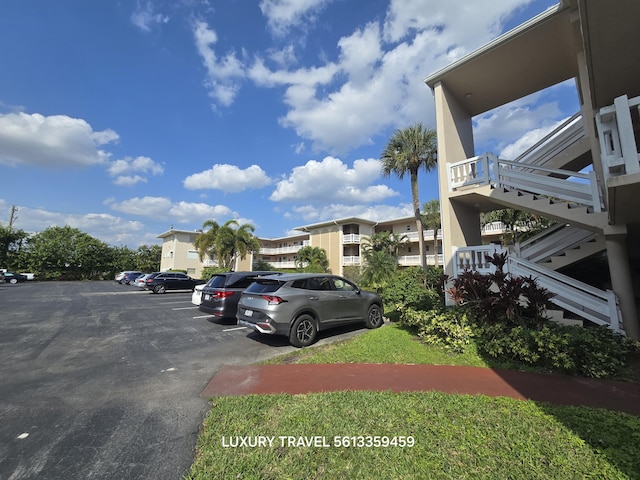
[133,273,151,289]
[192,283,205,306]
[236,273,384,347]
[198,271,279,320]
[115,271,134,283]
[0,271,4,283]
[3,271,28,284]
[143,272,205,294]
[122,271,144,285]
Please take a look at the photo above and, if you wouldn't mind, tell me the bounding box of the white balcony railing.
[260,242,309,255]
[343,234,361,244]
[596,94,640,180]
[342,256,361,266]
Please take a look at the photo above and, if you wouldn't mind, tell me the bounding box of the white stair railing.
[451,245,623,333]
[514,113,585,167]
[596,94,640,179]
[515,224,598,264]
[507,256,622,332]
[448,154,602,212]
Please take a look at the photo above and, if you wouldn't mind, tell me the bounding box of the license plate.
[204,294,210,300]
[244,309,253,317]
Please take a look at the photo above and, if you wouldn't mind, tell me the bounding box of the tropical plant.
[194,219,261,270]
[481,209,553,245]
[194,220,220,263]
[421,199,441,267]
[381,123,437,270]
[295,246,330,273]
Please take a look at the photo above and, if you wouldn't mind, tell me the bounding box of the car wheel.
[289,314,317,348]
[153,284,166,294]
[9,278,18,284]
[365,304,384,329]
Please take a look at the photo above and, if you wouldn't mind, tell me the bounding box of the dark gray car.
[237,273,384,347]
[198,271,278,320]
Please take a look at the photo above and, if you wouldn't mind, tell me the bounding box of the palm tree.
[194,220,220,263]
[295,246,330,273]
[421,199,441,267]
[215,220,261,270]
[381,123,437,270]
[363,231,408,258]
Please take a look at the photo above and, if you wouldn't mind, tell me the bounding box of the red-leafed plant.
[447,252,555,329]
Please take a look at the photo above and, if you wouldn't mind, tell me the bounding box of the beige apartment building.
[157,216,505,278]
[424,0,640,338]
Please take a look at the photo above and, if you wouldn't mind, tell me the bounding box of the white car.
[191,283,205,306]
[133,274,150,289]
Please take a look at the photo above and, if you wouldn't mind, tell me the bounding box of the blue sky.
[0,0,575,247]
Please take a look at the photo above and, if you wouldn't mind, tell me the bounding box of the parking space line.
[172,306,199,311]
[192,315,212,319]
[223,326,247,332]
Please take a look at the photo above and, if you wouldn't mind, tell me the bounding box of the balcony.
[343,234,361,244]
[342,256,361,266]
[260,242,309,255]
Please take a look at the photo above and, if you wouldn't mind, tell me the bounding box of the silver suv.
[237,273,384,347]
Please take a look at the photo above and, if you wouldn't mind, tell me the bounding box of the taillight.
[261,295,285,305]
[214,291,235,299]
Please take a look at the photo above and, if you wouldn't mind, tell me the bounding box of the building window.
[187,250,198,259]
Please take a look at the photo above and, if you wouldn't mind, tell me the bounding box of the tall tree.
[381,123,437,270]
[363,231,408,258]
[0,223,28,269]
[194,220,220,263]
[194,219,260,270]
[295,246,330,273]
[136,244,162,272]
[421,199,441,267]
[215,220,261,270]
[23,225,112,280]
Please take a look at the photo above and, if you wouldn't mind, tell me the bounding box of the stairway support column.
[605,229,639,339]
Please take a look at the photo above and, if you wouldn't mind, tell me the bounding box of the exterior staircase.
[448,107,624,333]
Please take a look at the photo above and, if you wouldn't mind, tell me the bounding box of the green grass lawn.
[187,324,640,479]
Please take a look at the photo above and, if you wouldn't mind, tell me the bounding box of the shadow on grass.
[538,403,640,479]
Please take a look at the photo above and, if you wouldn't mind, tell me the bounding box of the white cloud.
[192,20,246,107]
[1,202,148,247]
[105,196,234,224]
[183,164,271,192]
[473,96,563,156]
[270,156,398,204]
[131,1,169,33]
[259,0,334,37]
[287,202,413,223]
[108,156,164,185]
[0,112,117,168]
[247,0,542,155]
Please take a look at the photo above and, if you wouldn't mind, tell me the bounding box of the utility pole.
[8,205,18,230]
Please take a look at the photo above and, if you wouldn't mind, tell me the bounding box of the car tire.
[153,284,166,294]
[365,304,384,329]
[9,278,18,284]
[289,314,317,348]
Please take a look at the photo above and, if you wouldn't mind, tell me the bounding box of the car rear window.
[244,279,283,294]
[206,275,228,288]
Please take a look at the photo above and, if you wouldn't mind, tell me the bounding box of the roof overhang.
[424,4,577,117]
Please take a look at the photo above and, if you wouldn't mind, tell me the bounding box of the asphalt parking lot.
[0,280,365,480]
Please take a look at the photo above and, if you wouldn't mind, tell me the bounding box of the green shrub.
[380,267,442,314]
[400,307,474,353]
[474,322,639,378]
